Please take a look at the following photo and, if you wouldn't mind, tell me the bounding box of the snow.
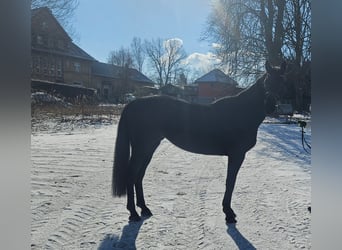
[31,92,72,107]
[31,117,311,249]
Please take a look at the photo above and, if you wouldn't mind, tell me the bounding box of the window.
[49,60,55,76]
[36,57,41,73]
[74,62,81,72]
[56,59,62,77]
[33,56,41,73]
[103,88,109,99]
[37,35,43,45]
[41,58,48,74]
[42,21,48,30]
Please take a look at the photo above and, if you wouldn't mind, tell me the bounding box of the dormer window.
[42,21,48,30]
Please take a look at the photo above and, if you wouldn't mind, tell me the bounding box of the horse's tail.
[112,109,130,197]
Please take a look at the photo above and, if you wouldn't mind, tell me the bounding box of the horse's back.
[123,95,210,127]
[121,95,212,143]
[121,95,184,137]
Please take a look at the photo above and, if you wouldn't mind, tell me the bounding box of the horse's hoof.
[225,217,237,224]
[223,207,236,217]
[129,214,141,222]
[141,209,153,218]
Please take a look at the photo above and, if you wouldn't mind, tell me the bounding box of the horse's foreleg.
[222,152,245,224]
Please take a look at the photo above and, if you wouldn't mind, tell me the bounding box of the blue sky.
[73,0,215,70]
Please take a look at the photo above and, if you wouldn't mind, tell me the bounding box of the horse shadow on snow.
[227,224,257,250]
[98,219,256,249]
[98,219,144,250]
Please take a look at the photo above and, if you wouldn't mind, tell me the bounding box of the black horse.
[112,61,286,224]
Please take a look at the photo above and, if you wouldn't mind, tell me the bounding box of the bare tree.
[177,70,188,86]
[202,0,310,84]
[144,38,187,86]
[283,0,311,66]
[202,0,311,108]
[260,0,286,65]
[144,38,165,85]
[107,47,133,68]
[107,47,135,100]
[282,0,311,112]
[130,37,145,72]
[31,0,79,39]
[202,0,266,83]
[162,39,187,85]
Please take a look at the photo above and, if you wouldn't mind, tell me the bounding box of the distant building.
[91,62,154,102]
[160,84,183,98]
[194,69,243,104]
[182,84,198,103]
[31,7,96,99]
[31,7,154,102]
[155,69,242,104]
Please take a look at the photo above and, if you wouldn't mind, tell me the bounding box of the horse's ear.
[280,61,287,74]
[265,60,272,73]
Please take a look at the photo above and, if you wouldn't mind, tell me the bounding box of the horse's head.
[263,61,287,114]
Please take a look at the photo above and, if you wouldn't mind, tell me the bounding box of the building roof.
[92,62,154,84]
[68,43,96,61]
[195,69,238,86]
[31,7,95,61]
[129,68,155,84]
[31,7,71,42]
[32,43,96,61]
[92,61,119,78]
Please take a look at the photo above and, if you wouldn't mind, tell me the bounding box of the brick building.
[194,69,243,104]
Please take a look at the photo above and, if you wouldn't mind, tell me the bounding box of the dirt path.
[31,123,311,249]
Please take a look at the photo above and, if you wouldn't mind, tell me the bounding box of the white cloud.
[182,52,221,82]
[211,43,222,49]
[163,38,184,49]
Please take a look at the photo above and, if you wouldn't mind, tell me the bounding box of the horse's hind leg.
[126,153,144,222]
[126,141,160,221]
[135,168,153,218]
[127,180,140,222]
[223,152,245,224]
[135,141,160,217]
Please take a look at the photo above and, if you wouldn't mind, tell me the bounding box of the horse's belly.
[167,134,227,156]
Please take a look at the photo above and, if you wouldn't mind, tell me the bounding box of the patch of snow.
[31,92,72,107]
[31,119,311,249]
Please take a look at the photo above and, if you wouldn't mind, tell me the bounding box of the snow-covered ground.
[31,117,311,249]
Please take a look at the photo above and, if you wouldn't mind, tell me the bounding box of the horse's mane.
[212,73,267,105]
[237,73,267,96]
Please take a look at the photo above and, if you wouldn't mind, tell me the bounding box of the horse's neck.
[237,75,266,102]
[234,75,267,123]
[212,74,266,110]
